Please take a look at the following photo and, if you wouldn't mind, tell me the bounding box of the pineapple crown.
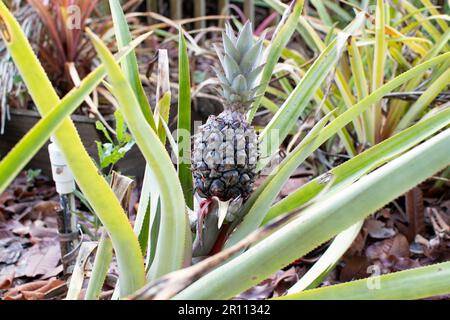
[214,22,265,113]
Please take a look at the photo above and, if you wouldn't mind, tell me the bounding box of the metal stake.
[49,141,79,275]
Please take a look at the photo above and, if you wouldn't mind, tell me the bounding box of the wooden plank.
[218,0,229,28]
[170,0,182,20]
[244,0,255,24]
[146,0,158,24]
[219,0,229,15]
[0,109,146,178]
[194,0,206,30]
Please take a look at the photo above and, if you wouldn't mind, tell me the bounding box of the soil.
[1,169,448,300]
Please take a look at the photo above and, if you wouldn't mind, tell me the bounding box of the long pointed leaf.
[279,262,450,300]
[0,32,151,194]
[248,0,305,122]
[225,52,449,250]
[372,0,387,142]
[85,234,113,300]
[178,31,193,209]
[175,128,450,300]
[0,1,145,297]
[258,13,366,169]
[265,107,450,223]
[109,0,156,130]
[88,30,190,281]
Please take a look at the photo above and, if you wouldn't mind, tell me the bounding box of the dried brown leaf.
[0,269,15,290]
[366,234,410,261]
[364,219,396,239]
[17,243,61,278]
[0,239,22,264]
[29,201,59,220]
[0,191,14,206]
[405,187,425,242]
[340,256,370,282]
[3,278,65,300]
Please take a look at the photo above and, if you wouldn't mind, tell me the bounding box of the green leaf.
[175,128,450,300]
[88,30,190,281]
[135,50,172,266]
[311,0,333,26]
[226,52,450,250]
[348,36,373,144]
[371,0,387,142]
[85,233,113,300]
[0,2,147,296]
[258,13,366,170]
[396,67,450,132]
[114,110,127,143]
[265,107,450,223]
[96,121,112,143]
[156,92,172,144]
[26,169,41,183]
[134,166,161,272]
[278,262,450,300]
[178,31,194,209]
[109,0,156,131]
[248,0,305,122]
[322,0,353,22]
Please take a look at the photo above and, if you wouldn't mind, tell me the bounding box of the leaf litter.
[1,168,449,300]
[0,172,65,299]
[231,177,450,300]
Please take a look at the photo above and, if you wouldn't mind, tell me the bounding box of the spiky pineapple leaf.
[228,52,450,248]
[177,30,194,209]
[222,32,240,62]
[265,107,450,224]
[225,23,238,43]
[223,53,241,81]
[87,30,190,281]
[248,0,305,121]
[109,0,156,130]
[239,40,264,75]
[279,262,450,300]
[236,22,254,53]
[0,1,145,297]
[175,128,450,299]
[232,74,248,94]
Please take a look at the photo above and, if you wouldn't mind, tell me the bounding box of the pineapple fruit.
[192,22,264,201]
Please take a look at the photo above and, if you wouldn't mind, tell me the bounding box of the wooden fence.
[145,0,257,28]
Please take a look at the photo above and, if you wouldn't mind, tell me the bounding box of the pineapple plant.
[192,22,264,201]
[4,0,450,301]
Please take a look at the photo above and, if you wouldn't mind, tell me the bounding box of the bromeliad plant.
[265,0,450,146]
[192,22,261,203]
[0,0,449,300]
